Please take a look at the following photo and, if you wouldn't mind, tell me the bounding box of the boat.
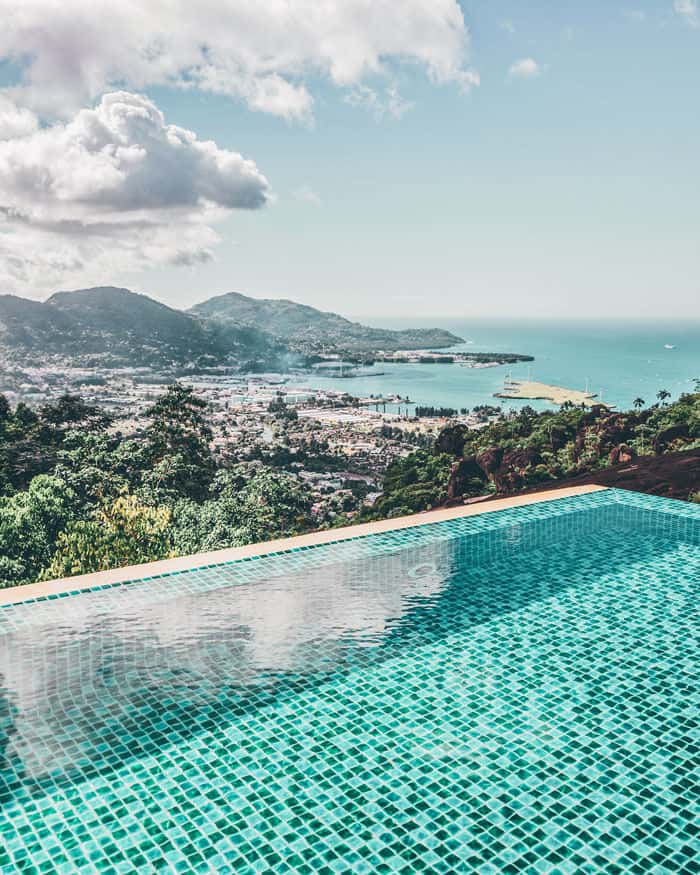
[664,344,676,350]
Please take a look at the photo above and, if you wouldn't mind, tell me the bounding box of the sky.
[0,0,698,320]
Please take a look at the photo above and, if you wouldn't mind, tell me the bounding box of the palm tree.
[656,389,670,405]
[633,397,645,410]
[638,423,653,454]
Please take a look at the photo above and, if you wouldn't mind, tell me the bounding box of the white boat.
[664,344,676,350]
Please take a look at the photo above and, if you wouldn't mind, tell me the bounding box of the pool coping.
[0,485,608,607]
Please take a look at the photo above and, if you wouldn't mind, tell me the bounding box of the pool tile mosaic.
[0,489,698,873]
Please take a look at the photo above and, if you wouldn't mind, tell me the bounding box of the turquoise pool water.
[0,490,698,874]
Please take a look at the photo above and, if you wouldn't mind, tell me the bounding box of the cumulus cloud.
[0,0,477,121]
[0,91,269,292]
[0,91,269,213]
[508,58,542,78]
[673,0,700,27]
[0,1,480,291]
[0,96,38,140]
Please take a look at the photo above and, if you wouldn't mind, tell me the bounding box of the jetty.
[495,379,611,408]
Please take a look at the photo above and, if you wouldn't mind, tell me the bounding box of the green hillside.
[190,291,464,352]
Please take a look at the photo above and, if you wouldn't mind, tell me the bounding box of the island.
[494,379,611,408]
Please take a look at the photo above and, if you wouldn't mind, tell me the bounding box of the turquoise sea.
[293,318,700,412]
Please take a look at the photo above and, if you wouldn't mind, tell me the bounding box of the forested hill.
[0,386,697,589]
[190,291,464,352]
[0,287,285,369]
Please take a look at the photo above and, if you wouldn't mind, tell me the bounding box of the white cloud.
[0,96,39,140]
[0,91,269,213]
[508,58,542,78]
[0,0,477,121]
[499,19,516,34]
[0,1,480,291]
[673,0,700,26]
[345,85,416,121]
[623,9,647,21]
[0,91,269,292]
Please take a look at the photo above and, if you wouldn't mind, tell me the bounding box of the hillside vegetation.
[0,387,316,587]
[367,390,700,518]
[1,385,698,589]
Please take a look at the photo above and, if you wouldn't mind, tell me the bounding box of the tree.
[53,431,128,509]
[0,396,10,436]
[656,389,670,405]
[39,394,111,434]
[434,424,469,457]
[371,450,454,516]
[0,475,75,587]
[0,436,55,494]
[633,397,645,410]
[0,395,110,495]
[268,392,297,420]
[144,384,214,499]
[12,403,38,433]
[172,464,313,554]
[46,494,174,580]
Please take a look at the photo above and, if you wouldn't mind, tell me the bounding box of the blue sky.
[0,1,698,319]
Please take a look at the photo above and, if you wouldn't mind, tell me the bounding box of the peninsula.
[495,379,610,408]
[189,291,464,353]
[374,351,533,366]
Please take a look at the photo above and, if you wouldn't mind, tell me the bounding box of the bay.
[286,318,700,413]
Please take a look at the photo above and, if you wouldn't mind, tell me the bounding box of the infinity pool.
[0,490,698,873]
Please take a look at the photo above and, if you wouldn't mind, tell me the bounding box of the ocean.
[288,319,700,413]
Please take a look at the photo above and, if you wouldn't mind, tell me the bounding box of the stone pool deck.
[0,484,607,607]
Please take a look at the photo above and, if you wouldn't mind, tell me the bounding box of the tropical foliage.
[365,391,700,517]
[47,494,174,580]
[1,385,698,588]
[0,385,316,587]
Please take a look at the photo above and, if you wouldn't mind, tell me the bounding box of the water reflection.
[0,540,454,797]
[0,501,684,804]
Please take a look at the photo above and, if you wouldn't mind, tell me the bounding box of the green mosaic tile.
[0,490,698,873]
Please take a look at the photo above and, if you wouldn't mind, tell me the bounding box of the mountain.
[0,286,464,372]
[0,294,74,349]
[190,291,464,352]
[0,287,284,369]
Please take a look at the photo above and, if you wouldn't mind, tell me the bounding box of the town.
[0,362,503,525]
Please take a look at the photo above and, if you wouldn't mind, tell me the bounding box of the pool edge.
[0,485,609,607]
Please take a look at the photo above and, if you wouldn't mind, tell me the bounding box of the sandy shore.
[495,380,609,407]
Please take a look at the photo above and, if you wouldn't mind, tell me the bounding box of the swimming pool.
[0,489,697,873]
